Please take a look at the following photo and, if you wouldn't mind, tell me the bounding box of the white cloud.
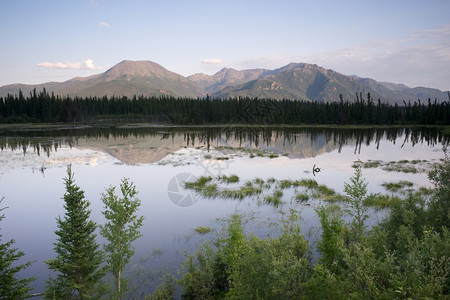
[98,21,110,27]
[37,59,100,70]
[409,24,450,40]
[201,58,223,65]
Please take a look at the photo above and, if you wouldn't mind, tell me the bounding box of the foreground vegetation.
[1,148,449,299]
[179,152,450,299]
[1,89,449,125]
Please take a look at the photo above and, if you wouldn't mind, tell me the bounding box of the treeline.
[1,89,449,125]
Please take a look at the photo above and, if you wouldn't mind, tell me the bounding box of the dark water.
[0,125,447,297]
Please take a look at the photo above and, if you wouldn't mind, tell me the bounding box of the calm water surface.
[0,125,447,296]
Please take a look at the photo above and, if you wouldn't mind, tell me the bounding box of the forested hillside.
[1,89,449,125]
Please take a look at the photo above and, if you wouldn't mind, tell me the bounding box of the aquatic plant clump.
[183,174,346,206]
[194,226,212,234]
[358,159,436,174]
[381,180,414,193]
[218,174,240,184]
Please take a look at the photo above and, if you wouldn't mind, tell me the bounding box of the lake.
[0,125,447,297]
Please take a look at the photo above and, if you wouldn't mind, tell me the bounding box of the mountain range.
[1,60,448,104]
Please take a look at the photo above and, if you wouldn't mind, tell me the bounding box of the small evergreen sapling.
[45,165,106,299]
[0,197,34,299]
[344,161,374,242]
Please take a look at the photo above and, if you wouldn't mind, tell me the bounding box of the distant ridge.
[0,60,448,104]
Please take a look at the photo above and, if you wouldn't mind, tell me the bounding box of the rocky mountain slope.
[1,60,448,103]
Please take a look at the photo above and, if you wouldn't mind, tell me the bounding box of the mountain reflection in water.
[0,125,447,164]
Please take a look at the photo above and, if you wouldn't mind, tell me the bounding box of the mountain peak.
[0,60,447,103]
[103,60,170,80]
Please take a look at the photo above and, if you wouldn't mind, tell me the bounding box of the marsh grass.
[362,160,382,168]
[267,177,276,184]
[274,189,283,198]
[298,179,319,189]
[295,192,309,202]
[383,163,419,173]
[221,185,263,200]
[203,184,219,198]
[264,190,283,206]
[353,159,434,174]
[194,226,212,234]
[279,179,294,189]
[184,175,343,205]
[253,178,264,186]
[381,180,414,193]
[359,159,432,174]
[185,176,213,191]
[363,194,401,209]
[317,184,335,197]
[218,174,240,184]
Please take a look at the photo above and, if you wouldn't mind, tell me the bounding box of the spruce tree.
[45,165,106,299]
[0,197,34,299]
[100,178,144,299]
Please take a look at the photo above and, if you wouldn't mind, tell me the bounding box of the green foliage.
[316,206,345,274]
[363,193,401,209]
[45,165,107,299]
[0,198,34,299]
[228,211,311,299]
[428,144,450,232]
[382,192,428,256]
[180,245,218,300]
[100,178,144,299]
[178,156,450,299]
[340,240,399,299]
[180,214,246,299]
[344,161,373,241]
[146,274,176,300]
[180,211,313,299]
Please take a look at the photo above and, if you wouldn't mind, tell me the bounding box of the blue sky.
[1,0,449,90]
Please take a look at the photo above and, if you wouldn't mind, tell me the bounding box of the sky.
[1,0,449,91]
